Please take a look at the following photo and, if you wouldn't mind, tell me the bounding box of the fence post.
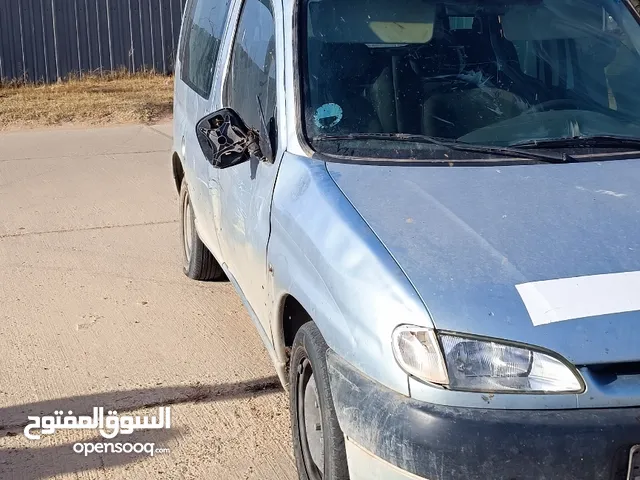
[51,0,61,81]
[149,0,156,71]
[159,0,166,73]
[95,0,103,75]
[128,0,135,72]
[106,0,114,71]
[138,0,145,69]
[84,0,92,71]
[74,0,82,76]
[39,0,48,81]
[18,1,27,82]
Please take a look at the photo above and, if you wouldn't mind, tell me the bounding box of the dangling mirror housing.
[195,108,264,169]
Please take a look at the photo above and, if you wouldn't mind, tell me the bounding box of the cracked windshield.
[304,0,640,157]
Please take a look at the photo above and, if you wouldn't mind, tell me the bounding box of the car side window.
[223,0,277,133]
[180,0,232,98]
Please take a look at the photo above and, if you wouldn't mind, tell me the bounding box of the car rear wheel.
[179,177,225,281]
[290,322,350,480]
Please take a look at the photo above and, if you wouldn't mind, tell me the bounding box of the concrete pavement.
[0,124,296,479]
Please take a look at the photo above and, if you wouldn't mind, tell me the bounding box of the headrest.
[308,0,436,44]
[318,43,380,83]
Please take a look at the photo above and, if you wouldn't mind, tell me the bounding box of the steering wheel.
[524,98,594,114]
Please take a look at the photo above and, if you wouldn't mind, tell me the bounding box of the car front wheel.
[290,322,350,480]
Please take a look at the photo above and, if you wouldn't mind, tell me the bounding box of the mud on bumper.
[326,349,640,480]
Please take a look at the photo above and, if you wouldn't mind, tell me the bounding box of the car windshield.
[301,0,640,159]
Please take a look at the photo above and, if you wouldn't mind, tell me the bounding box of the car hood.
[326,159,640,366]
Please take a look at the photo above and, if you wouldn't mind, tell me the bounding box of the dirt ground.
[0,124,297,479]
[0,73,174,131]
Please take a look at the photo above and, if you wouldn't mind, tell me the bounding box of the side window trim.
[178,0,196,68]
[221,0,278,123]
[210,0,245,108]
[220,0,248,106]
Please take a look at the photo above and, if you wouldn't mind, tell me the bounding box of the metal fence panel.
[0,0,186,83]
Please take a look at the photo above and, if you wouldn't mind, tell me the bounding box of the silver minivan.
[172,0,640,478]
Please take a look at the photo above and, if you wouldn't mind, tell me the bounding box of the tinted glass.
[181,0,232,98]
[302,0,640,158]
[224,0,277,132]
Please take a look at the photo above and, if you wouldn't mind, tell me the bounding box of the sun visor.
[502,2,603,41]
[308,0,436,44]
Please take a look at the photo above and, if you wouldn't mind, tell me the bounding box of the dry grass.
[0,71,174,130]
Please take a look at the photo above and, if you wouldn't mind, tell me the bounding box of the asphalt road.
[0,124,297,479]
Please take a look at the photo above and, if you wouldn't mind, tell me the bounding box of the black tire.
[290,322,350,480]
[179,177,225,281]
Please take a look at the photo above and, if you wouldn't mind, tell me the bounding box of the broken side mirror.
[195,108,264,169]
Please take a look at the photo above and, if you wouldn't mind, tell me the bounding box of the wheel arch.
[172,152,184,193]
[273,293,321,388]
[281,294,313,350]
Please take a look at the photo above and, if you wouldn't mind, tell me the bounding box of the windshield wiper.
[511,135,640,149]
[313,133,574,164]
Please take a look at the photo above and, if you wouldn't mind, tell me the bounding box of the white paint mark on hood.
[516,271,640,326]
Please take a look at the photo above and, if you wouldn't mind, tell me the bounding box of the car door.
[175,0,233,258]
[216,0,285,336]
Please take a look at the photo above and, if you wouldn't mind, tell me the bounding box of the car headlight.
[391,326,584,393]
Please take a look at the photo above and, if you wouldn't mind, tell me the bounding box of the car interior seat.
[419,13,532,138]
[399,9,459,134]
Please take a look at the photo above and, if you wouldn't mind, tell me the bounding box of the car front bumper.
[326,349,640,480]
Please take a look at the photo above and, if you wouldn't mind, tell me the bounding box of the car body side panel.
[214,0,287,334]
[172,0,192,193]
[171,0,189,163]
[180,80,219,254]
[268,152,432,395]
[220,261,288,386]
[173,2,215,251]
[174,0,240,261]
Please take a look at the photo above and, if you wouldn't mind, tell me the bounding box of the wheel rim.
[183,192,193,264]
[297,358,324,479]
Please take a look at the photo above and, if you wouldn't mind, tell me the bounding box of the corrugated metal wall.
[0,0,187,83]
